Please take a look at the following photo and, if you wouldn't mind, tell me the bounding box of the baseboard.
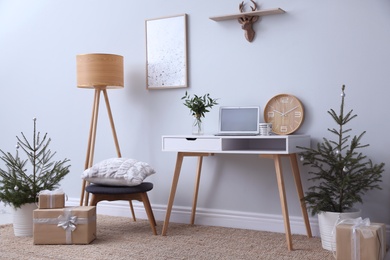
[67,197,320,236]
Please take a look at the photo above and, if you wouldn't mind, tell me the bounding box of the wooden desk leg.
[190,156,204,225]
[273,154,293,251]
[289,153,312,238]
[162,152,184,236]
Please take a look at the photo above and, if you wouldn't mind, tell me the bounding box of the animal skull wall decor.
[238,0,260,42]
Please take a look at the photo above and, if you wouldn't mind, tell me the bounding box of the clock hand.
[273,110,284,116]
[283,106,298,116]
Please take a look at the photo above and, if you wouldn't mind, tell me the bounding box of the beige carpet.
[0,215,334,260]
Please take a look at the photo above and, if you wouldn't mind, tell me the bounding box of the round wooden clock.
[264,94,304,135]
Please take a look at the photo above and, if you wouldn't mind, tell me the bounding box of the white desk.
[161,134,312,251]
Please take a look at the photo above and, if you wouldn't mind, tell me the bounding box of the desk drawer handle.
[186,138,197,141]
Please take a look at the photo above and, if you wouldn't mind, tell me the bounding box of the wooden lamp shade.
[76,53,124,89]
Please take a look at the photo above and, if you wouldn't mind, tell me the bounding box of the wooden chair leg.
[141,193,157,235]
[89,194,98,206]
[129,201,136,221]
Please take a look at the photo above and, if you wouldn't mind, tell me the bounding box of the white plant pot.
[317,209,362,251]
[12,203,37,237]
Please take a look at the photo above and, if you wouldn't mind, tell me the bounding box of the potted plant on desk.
[0,118,71,236]
[298,85,384,250]
[182,91,219,135]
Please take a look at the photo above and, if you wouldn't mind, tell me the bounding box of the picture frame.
[145,14,188,89]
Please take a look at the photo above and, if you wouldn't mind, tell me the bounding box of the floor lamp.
[76,53,124,206]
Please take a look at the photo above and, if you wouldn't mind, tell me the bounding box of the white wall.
[0,0,389,231]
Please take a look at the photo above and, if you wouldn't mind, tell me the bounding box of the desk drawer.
[162,137,221,151]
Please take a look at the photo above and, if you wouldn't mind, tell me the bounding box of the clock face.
[264,94,304,135]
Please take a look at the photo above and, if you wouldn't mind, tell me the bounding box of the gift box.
[37,189,66,209]
[336,218,386,260]
[33,206,96,245]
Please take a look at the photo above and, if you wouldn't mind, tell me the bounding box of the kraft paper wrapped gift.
[336,218,386,260]
[33,206,96,245]
[37,189,66,209]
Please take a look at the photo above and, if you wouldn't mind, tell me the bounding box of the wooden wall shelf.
[209,8,285,21]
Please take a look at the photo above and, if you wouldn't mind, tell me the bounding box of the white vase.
[317,209,361,251]
[12,203,37,237]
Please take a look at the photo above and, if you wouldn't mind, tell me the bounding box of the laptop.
[215,106,260,136]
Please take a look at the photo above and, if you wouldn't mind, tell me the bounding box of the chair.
[85,182,157,235]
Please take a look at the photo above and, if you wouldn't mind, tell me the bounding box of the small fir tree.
[299,85,384,216]
[0,118,71,208]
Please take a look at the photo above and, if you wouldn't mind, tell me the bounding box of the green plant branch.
[182,91,219,121]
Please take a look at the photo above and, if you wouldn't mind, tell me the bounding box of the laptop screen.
[218,106,260,135]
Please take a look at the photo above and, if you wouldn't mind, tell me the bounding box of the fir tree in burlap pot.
[0,118,71,236]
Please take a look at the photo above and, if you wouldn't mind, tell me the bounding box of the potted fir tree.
[182,91,219,135]
[0,118,71,236]
[298,85,384,250]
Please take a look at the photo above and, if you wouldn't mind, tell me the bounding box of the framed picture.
[145,14,188,89]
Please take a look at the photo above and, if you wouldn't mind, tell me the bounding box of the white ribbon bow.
[57,215,78,232]
[57,209,78,244]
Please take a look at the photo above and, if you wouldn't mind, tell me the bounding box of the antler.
[239,0,257,13]
[239,1,245,13]
[250,0,257,11]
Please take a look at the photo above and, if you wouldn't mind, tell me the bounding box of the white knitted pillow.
[81,158,155,186]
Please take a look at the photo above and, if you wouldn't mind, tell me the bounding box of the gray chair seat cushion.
[86,182,153,195]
